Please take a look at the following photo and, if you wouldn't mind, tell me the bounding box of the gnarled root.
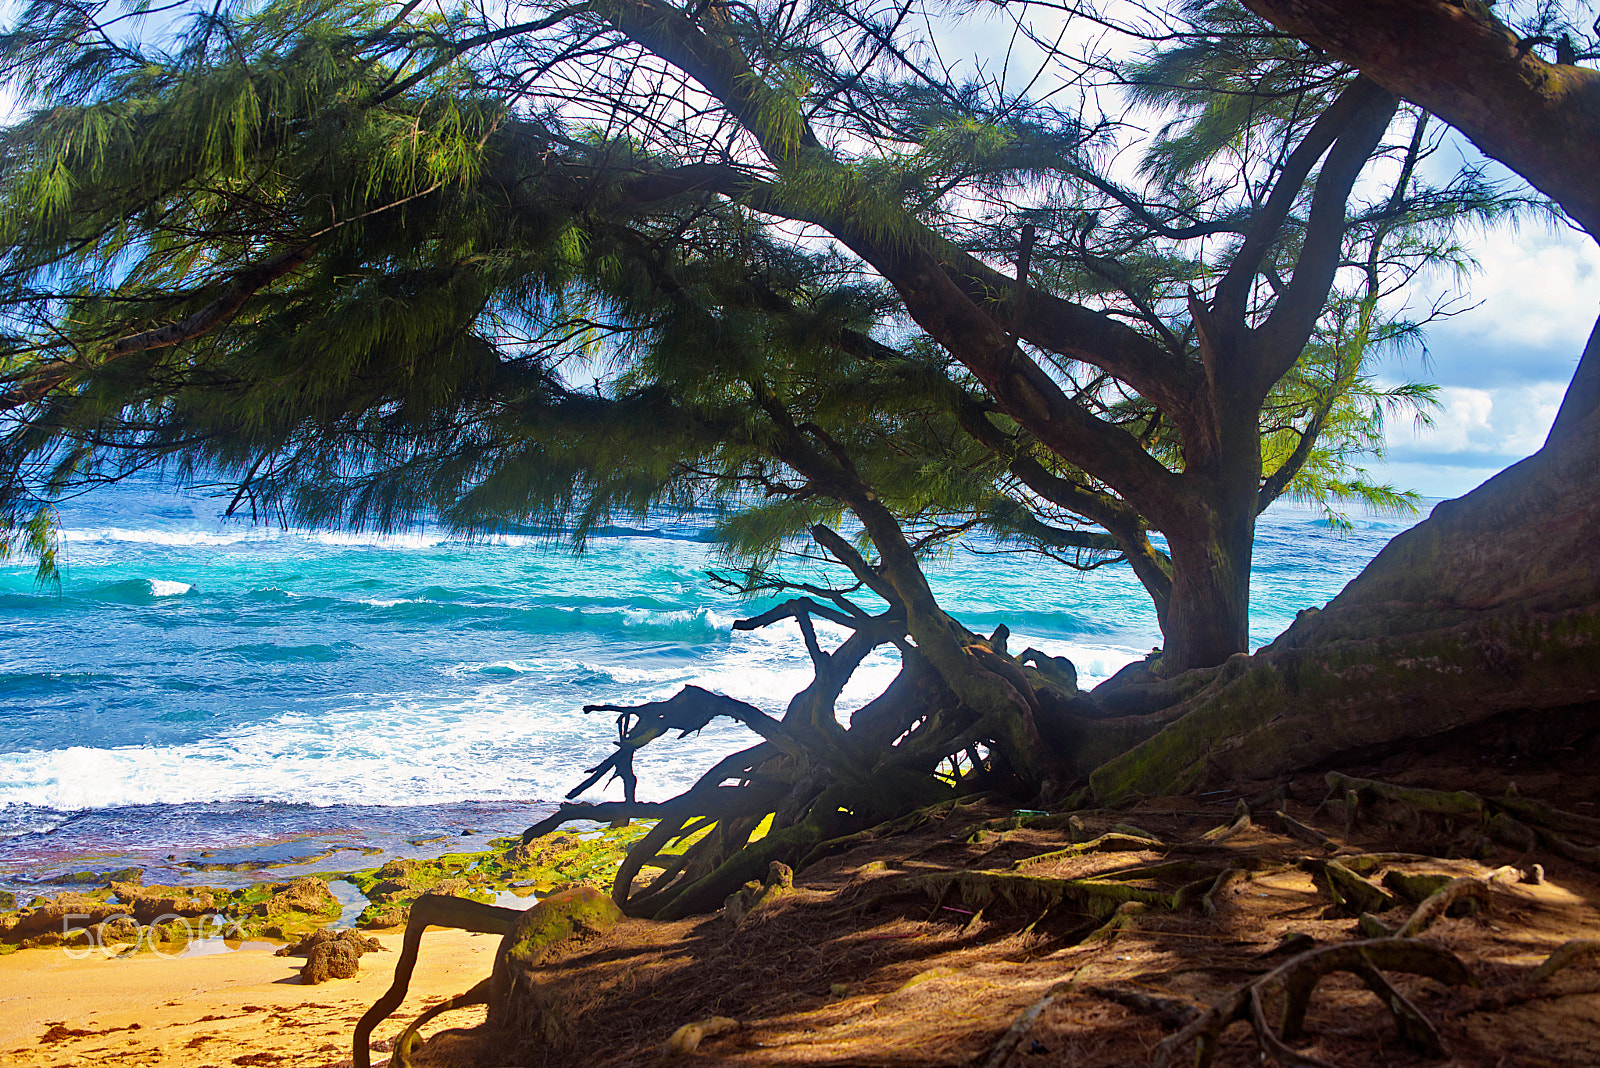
[1324,773,1600,869]
[977,982,1071,1068]
[1152,938,1475,1068]
[1395,876,1491,938]
[1530,938,1600,982]
[386,979,493,1068]
[353,896,520,1068]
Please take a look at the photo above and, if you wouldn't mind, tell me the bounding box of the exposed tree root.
[1199,800,1251,843]
[1203,868,1253,916]
[516,533,1100,920]
[801,794,998,869]
[977,982,1071,1068]
[1529,938,1600,982]
[387,979,492,1068]
[1080,900,1149,944]
[1087,984,1203,1027]
[1152,938,1476,1068]
[1263,808,1337,852]
[1299,857,1400,916]
[352,896,521,1068]
[1324,773,1600,869]
[1395,876,1491,938]
[1011,832,1169,870]
[863,868,1204,921]
[1445,940,1600,1018]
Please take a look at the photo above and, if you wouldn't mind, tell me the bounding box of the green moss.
[56,867,143,886]
[344,821,657,926]
[1089,606,1600,803]
[503,886,624,968]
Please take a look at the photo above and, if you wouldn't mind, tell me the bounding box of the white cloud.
[1374,379,1568,497]
[1425,226,1600,355]
[1404,386,1494,453]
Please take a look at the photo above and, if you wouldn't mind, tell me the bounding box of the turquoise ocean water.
[0,478,1428,898]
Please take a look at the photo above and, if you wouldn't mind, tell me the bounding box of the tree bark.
[1087,334,1600,800]
[1239,0,1600,239]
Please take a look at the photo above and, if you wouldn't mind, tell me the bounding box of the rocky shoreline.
[0,822,653,962]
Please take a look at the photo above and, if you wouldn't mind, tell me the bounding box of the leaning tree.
[0,0,1562,918]
[0,0,1503,669]
[1069,0,1600,800]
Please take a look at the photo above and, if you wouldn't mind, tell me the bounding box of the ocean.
[0,477,1427,899]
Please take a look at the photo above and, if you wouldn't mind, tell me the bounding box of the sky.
[1369,216,1597,498]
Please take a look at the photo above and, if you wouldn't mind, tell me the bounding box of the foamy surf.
[0,475,1429,896]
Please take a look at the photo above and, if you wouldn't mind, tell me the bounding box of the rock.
[0,890,15,911]
[421,878,475,899]
[356,904,410,930]
[501,886,624,971]
[254,877,340,919]
[365,860,421,903]
[19,931,64,949]
[0,892,122,944]
[276,927,385,958]
[300,939,363,984]
[108,882,217,921]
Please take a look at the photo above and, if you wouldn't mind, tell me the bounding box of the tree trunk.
[1239,0,1600,239]
[1160,508,1255,674]
[1157,407,1265,674]
[1086,323,1600,800]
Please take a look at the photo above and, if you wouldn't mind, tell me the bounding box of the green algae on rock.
[499,886,624,970]
[347,823,653,929]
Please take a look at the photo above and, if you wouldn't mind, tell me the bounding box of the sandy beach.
[0,931,496,1068]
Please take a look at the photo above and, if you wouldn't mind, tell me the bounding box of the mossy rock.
[502,886,624,969]
[346,823,652,921]
[0,890,15,911]
[57,867,142,886]
[251,876,340,918]
[355,903,411,929]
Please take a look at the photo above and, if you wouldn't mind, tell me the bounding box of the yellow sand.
[0,931,498,1068]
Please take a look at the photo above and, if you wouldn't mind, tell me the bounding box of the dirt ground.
[400,744,1600,1068]
[5,739,1599,1068]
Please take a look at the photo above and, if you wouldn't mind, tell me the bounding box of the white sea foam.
[0,689,729,812]
[0,610,1149,815]
[61,526,276,547]
[148,579,193,597]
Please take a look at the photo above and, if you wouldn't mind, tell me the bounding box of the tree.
[1081,0,1600,800]
[0,0,1522,916]
[0,0,1494,660]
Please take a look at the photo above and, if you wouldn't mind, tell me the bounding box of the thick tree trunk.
[1157,409,1265,673]
[1086,323,1600,800]
[1161,504,1256,674]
